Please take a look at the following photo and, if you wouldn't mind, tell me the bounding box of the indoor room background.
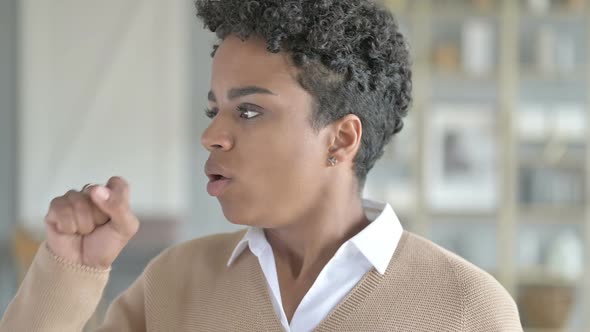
[1,0,589,331]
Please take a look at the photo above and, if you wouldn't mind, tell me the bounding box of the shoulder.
[143,229,247,278]
[402,231,504,290]
[402,232,523,331]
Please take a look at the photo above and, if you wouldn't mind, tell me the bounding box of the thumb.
[89,177,138,237]
[88,185,113,213]
[90,185,111,203]
[89,176,129,216]
[87,185,112,226]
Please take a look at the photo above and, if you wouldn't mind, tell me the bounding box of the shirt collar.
[227,226,268,267]
[349,199,403,274]
[227,199,403,275]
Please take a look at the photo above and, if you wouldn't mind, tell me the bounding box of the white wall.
[18,0,242,239]
[18,0,191,230]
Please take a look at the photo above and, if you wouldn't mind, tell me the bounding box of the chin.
[218,199,261,227]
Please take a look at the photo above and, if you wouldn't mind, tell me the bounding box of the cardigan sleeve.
[0,242,109,331]
[0,242,148,332]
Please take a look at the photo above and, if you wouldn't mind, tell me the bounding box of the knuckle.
[65,193,83,209]
[47,197,67,222]
[58,206,73,220]
[65,189,78,198]
[49,196,64,209]
[45,195,78,232]
[44,210,56,224]
[56,218,74,233]
[78,220,94,234]
[65,190,81,202]
[71,198,90,214]
[55,219,67,231]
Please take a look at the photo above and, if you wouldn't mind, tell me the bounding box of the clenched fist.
[44,176,140,270]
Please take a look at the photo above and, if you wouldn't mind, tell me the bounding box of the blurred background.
[1,0,589,330]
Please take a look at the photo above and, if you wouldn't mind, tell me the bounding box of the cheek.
[252,128,324,198]
[219,115,326,225]
[220,137,321,225]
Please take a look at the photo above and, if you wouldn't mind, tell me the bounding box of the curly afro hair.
[195,0,412,188]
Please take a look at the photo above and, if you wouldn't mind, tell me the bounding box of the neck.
[264,183,369,280]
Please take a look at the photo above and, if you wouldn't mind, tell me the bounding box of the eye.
[205,107,218,119]
[237,105,262,119]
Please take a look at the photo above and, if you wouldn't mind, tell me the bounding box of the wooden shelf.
[518,205,586,224]
[521,9,586,21]
[430,10,498,21]
[524,328,576,332]
[429,210,497,221]
[518,157,586,169]
[384,0,590,329]
[384,2,409,15]
[519,69,587,82]
[518,267,580,286]
[430,70,498,82]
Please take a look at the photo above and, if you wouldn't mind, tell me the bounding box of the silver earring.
[328,156,338,167]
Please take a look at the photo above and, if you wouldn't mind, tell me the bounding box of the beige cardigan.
[1,230,523,331]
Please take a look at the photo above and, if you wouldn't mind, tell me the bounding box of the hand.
[44,176,140,270]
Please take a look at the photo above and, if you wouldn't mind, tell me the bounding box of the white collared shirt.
[227,199,404,332]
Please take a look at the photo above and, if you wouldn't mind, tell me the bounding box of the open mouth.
[209,174,227,181]
[204,160,232,196]
[206,174,232,196]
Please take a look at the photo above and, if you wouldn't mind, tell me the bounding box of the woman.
[1,0,522,331]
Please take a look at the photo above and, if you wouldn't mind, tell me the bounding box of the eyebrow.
[207,86,276,102]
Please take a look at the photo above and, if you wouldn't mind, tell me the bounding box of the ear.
[328,114,363,164]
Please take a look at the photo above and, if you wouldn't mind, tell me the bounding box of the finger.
[81,184,110,226]
[45,196,64,224]
[62,191,81,234]
[45,221,82,264]
[46,195,77,235]
[66,191,96,235]
[81,183,98,193]
[102,177,130,217]
[89,176,139,238]
[105,176,130,206]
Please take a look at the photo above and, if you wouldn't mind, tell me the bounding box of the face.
[201,35,332,228]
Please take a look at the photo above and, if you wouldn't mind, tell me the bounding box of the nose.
[201,115,234,152]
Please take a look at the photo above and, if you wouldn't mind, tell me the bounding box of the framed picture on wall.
[364,116,416,212]
[384,116,416,213]
[426,104,498,212]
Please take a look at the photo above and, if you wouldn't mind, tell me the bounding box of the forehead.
[211,35,298,90]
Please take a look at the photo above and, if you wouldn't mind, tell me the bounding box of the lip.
[204,159,233,197]
[207,177,232,197]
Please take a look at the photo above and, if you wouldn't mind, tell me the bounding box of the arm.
[0,243,108,332]
[1,177,142,331]
[1,243,148,332]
